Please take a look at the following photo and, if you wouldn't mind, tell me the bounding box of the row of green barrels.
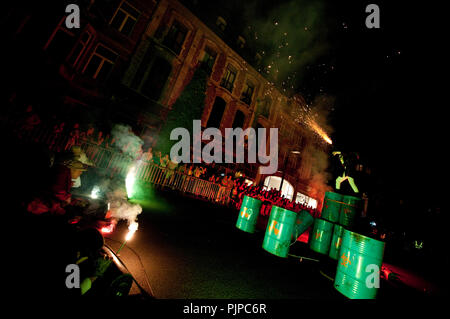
[311,217,385,299]
[236,195,385,299]
[236,196,314,258]
[320,191,361,227]
[309,192,385,299]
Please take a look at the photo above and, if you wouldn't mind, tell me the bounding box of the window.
[295,192,317,209]
[260,97,271,118]
[68,31,92,66]
[216,16,227,31]
[241,81,255,105]
[263,176,294,200]
[162,20,188,55]
[141,57,172,101]
[207,97,226,128]
[220,65,237,92]
[44,16,78,63]
[110,1,140,36]
[83,44,118,82]
[237,36,245,49]
[200,47,217,75]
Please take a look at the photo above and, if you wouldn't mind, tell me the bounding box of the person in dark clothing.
[26,157,88,218]
[69,228,111,296]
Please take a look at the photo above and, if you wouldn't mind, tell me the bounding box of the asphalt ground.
[105,189,347,299]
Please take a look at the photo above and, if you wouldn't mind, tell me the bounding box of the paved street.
[105,190,345,299]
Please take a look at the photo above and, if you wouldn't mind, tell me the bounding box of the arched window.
[263,176,294,200]
[207,97,226,128]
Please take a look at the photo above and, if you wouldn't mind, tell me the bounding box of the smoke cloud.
[111,123,144,160]
[304,148,332,200]
[106,188,142,226]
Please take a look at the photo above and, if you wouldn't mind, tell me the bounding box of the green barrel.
[334,229,385,299]
[339,195,362,227]
[329,224,345,260]
[309,218,334,254]
[262,206,297,258]
[293,210,314,239]
[236,196,262,233]
[321,192,343,223]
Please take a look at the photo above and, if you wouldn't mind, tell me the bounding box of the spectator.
[193,166,202,178]
[65,123,81,151]
[105,134,115,148]
[160,154,169,168]
[16,105,41,139]
[165,156,179,186]
[26,156,89,218]
[141,147,153,163]
[85,126,95,142]
[153,151,162,166]
[96,131,105,146]
[49,122,65,151]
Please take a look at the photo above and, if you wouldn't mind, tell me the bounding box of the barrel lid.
[325,191,343,200]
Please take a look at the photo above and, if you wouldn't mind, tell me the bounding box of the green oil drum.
[321,192,343,223]
[262,206,297,258]
[236,196,263,233]
[293,210,314,239]
[339,195,362,227]
[309,218,334,254]
[329,224,345,260]
[334,229,385,299]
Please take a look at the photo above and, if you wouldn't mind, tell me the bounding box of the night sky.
[316,1,444,206]
[256,0,444,207]
[188,0,444,209]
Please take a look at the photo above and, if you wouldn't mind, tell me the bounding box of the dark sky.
[189,0,444,205]
[298,1,444,204]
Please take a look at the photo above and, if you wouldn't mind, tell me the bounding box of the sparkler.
[115,221,138,255]
[125,165,137,198]
[307,118,333,144]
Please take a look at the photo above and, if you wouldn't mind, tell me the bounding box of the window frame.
[68,30,93,67]
[82,43,118,81]
[201,47,217,75]
[43,15,76,51]
[162,19,188,55]
[241,80,255,105]
[220,64,237,93]
[109,0,141,36]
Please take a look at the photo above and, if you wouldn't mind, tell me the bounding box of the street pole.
[279,153,290,191]
[279,150,300,196]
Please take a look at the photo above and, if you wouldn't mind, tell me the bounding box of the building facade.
[4,0,331,209]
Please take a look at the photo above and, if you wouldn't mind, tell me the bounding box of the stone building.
[4,0,331,208]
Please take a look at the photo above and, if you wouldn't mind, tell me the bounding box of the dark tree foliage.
[156,66,208,155]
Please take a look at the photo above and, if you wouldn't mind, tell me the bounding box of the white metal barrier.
[5,118,233,205]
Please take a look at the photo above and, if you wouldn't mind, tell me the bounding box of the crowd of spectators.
[6,103,319,216]
[230,179,319,217]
